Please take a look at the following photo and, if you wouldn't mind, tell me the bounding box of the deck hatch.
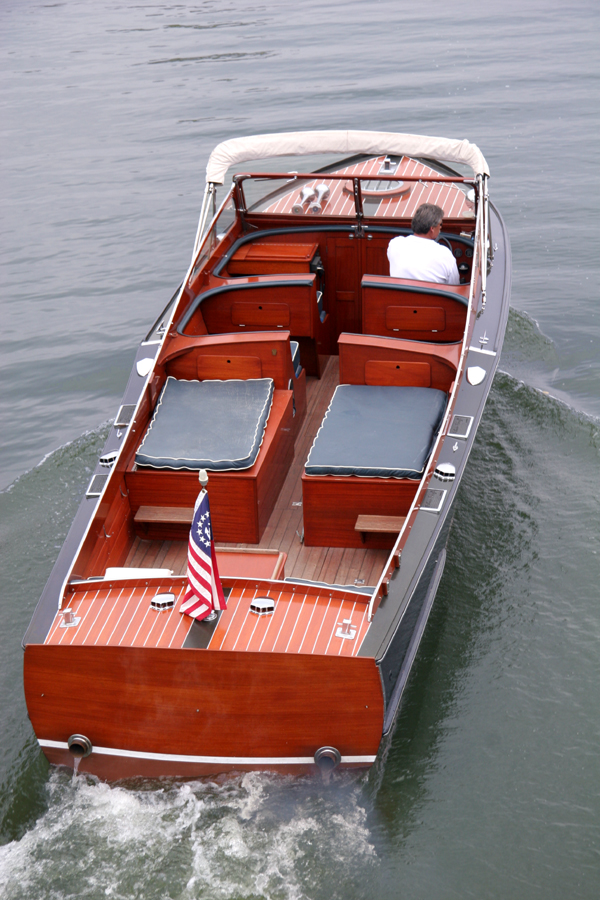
[86,474,108,498]
[448,414,474,439]
[420,489,447,513]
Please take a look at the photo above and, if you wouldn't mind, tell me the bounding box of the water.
[2,0,600,896]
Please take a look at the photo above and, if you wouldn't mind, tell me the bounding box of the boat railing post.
[485,174,494,262]
[192,183,216,262]
[480,175,489,311]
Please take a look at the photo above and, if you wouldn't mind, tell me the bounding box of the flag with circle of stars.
[181,489,226,620]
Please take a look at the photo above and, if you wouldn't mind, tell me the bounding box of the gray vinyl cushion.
[305,384,447,479]
[135,377,274,471]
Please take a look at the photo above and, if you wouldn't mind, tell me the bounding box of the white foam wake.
[0,770,376,900]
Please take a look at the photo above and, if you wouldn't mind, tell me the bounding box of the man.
[387,203,460,284]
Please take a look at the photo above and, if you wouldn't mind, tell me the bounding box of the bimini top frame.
[192,129,492,310]
[195,130,489,255]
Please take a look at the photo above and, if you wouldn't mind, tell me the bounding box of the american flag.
[180,489,226,620]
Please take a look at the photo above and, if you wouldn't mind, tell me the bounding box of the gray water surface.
[2,1,600,897]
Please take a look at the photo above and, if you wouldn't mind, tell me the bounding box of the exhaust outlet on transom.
[314,746,341,780]
[67,734,93,758]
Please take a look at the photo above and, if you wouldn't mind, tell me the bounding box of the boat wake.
[1,423,111,497]
[0,770,376,900]
[501,307,600,422]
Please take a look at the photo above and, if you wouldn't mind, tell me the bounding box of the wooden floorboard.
[122,356,387,589]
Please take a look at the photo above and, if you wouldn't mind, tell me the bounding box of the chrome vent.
[434,463,456,483]
[250,596,275,616]
[151,592,175,611]
[378,156,399,175]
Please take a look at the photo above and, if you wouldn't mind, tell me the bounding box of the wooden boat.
[23,131,510,780]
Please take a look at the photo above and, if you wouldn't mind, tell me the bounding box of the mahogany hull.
[24,644,384,779]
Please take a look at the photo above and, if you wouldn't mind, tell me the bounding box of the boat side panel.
[376,514,452,711]
[24,645,384,778]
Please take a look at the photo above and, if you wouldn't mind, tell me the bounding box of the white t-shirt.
[387,234,460,285]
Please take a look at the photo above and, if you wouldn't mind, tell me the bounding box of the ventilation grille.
[86,473,108,498]
[448,415,474,439]
[420,489,446,513]
[114,404,136,427]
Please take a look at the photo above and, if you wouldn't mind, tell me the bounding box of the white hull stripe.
[38,739,375,766]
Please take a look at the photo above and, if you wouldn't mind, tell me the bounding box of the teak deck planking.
[264,155,472,220]
[46,579,370,658]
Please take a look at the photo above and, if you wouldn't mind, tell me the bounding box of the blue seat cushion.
[305,384,447,479]
[135,377,274,471]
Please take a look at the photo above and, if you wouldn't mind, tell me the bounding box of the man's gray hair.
[412,203,444,235]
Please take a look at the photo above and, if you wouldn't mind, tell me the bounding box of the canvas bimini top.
[205,130,490,184]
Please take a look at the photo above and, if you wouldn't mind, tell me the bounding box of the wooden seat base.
[127,391,295,544]
[302,473,418,549]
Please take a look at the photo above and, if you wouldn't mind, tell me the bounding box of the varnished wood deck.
[46,581,191,649]
[124,356,388,589]
[208,581,370,657]
[47,578,370,658]
[265,155,473,220]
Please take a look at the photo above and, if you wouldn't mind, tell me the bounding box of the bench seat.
[302,384,446,548]
[305,384,447,480]
[127,390,294,544]
[361,275,469,342]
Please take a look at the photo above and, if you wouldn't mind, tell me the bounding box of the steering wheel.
[437,236,453,252]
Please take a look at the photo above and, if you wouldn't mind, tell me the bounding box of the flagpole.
[198,469,218,622]
[180,467,226,622]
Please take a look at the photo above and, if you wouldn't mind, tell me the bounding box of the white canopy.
[205,130,489,184]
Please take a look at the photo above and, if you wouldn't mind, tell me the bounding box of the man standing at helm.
[387,203,460,284]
